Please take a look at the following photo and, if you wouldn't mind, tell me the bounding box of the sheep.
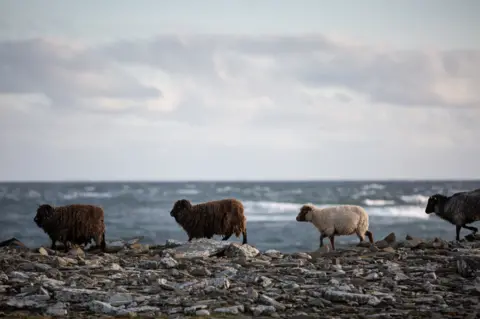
[425,188,480,241]
[169,198,248,244]
[295,203,374,250]
[33,204,107,252]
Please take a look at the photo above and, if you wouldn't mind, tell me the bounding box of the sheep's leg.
[462,224,478,235]
[222,233,232,241]
[455,225,461,241]
[49,236,57,250]
[94,233,106,252]
[355,230,365,242]
[100,233,107,252]
[329,236,335,250]
[365,230,374,243]
[241,230,248,245]
[63,240,71,253]
[319,234,324,247]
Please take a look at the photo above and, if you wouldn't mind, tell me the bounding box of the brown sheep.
[170,198,248,244]
[33,204,107,252]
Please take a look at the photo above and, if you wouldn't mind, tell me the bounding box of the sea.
[1,181,480,253]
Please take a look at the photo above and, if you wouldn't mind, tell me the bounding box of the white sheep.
[295,203,374,250]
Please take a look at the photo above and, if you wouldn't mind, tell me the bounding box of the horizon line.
[1,178,480,183]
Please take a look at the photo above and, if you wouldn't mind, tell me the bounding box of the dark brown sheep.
[170,198,248,244]
[33,204,107,252]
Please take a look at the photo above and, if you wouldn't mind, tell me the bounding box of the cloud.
[101,35,480,109]
[0,38,162,114]
[1,34,480,180]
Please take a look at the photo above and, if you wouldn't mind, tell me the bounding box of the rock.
[55,287,108,303]
[259,294,286,311]
[184,305,208,315]
[0,238,27,248]
[291,252,312,260]
[430,237,449,249]
[382,247,396,253]
[247,286,259,300]
[252,305,276,316]
[384,232,396,244]
[89,300,116,315]
[222,243,259,258]
[375,240,390,249]
[457,257,479,278]
[165,239,184,248]
[46,302,68,316]
[38,247,49,256]
[108,292,134,307]
[189,266,212,277]
[68,247,85,258]
[159,256,178,268]
[405,237,424,249]
[196,309,210,316]
[213,305,243,314]
[322,289,381,306]
[139,260,159,269]
[165,238,230,259]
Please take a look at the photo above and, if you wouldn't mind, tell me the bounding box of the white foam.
[368,206,430,220]
[176,189,200,195]
[243,200,302,213]
[362,183,386,190]
[243,200,430,222]
[26,190,42,199]
[363,199,395,206]
[401,194,429,205]
[217,186,240,193]
[61,191,113,200]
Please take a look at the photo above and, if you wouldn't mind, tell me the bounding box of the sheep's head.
[170,199,192,219]
[34,204,55,228]
[296,204,314,222]
[425,194,447,214]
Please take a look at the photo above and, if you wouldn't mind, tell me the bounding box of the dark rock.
[0,238,27,248]
[383,232,396,244]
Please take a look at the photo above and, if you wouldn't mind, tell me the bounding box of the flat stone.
[165,238,230,259]
[223,243,259,258]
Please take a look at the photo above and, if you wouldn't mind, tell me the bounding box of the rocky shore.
[0,234,479,318]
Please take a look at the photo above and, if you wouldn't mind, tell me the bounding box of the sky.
[0,0,479,181]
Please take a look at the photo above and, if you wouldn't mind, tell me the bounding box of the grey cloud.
[1,34,479,121]
[101,35,480,109]
[0,38,161,110]
[334,92,352,103]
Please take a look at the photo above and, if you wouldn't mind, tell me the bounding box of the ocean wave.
[363,199,396,206]
[243,200,430,222]
[400,194,429,205]
[26,190,42,199]
[176,189,200,195]
[362,183,386,190]
[61,191,114,200]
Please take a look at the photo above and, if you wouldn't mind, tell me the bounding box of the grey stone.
[108,292,134,307]
[45,302,68,316]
